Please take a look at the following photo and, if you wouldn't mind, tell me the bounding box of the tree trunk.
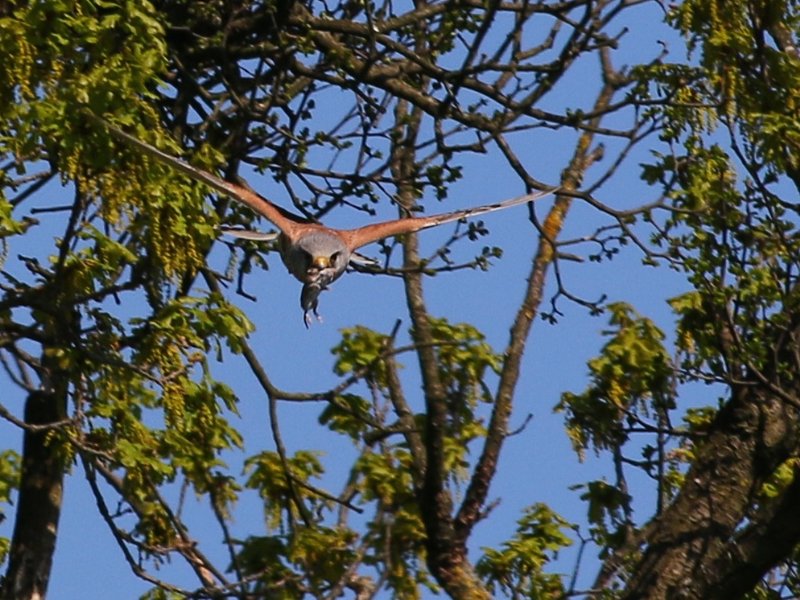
[2,301,72,600]
[1,387,67,600]
[620,381,800,599]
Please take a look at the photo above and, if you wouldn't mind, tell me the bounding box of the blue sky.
[0,3,705,598]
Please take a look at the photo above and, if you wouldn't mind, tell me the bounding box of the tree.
[0,0,798,599]
[590,2,800,597]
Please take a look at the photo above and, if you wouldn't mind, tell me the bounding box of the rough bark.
[2,269,76,600]
[1,382,68,600]
[389,96,492,599]
[620,338,800,599]
[706,460,800,598]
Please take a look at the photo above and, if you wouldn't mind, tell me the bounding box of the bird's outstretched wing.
[339,188,559,251]
[91,115,306,238]
[220,227,280,242]
[91,115,558,253]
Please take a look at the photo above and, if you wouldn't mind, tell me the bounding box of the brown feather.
[93,116,307,240]
[94,116,557,256]
[339,188,558,250]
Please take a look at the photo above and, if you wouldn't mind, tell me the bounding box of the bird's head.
[283,230,350,284]
[281,230,351,327]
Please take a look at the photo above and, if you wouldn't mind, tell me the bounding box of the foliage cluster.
[1,0,800,599]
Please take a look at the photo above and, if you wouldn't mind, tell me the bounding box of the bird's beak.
[311,255,330,270]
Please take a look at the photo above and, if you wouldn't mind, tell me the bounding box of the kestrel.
[95,118,557,326]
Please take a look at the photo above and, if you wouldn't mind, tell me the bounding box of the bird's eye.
[330,251,341,264]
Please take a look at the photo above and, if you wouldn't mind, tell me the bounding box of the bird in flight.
[95,118,557,326]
